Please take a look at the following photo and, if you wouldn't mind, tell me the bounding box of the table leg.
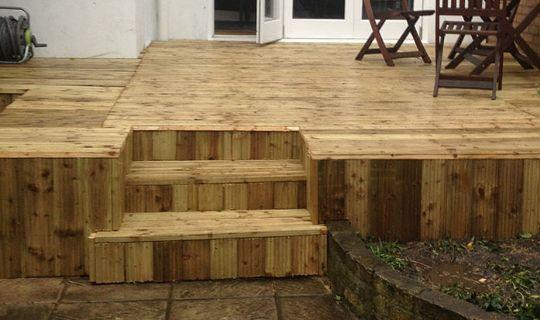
[508,44,534,69]
[472,4,539,75]
[448,16,473,59]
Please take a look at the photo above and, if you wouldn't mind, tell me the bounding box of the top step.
[126,159,306,185]
[302,128,540,160]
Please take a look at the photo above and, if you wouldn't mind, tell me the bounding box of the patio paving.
[0,276,356,320]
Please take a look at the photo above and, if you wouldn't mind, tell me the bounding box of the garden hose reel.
[0,6,46,64]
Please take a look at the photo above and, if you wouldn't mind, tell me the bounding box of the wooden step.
[126,160,306,185]
[125,160,307,213]
[89,209,327,283]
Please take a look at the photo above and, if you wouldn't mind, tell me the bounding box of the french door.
[284,0,425,41]
[355,0,424,41]
[284,0,355,38]
[258,0,285,44]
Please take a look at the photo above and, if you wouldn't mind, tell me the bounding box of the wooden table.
[447,0,540,75]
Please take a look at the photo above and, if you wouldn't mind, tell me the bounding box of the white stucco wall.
[0,0,157,58]
[136,0,158,52]
[168,0,211,40]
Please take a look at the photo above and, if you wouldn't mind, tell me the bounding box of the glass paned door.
[284,0,425,40]
[361,0,414,19]
[293,0,346,19]
[355,0,421,41]
[284,0,355,38]
[258,0,284,44]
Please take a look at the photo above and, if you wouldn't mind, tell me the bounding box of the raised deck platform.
[0,41,539,282]
[89,209,326,283]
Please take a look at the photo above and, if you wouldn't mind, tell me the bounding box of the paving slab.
[278,296,356,320]
[0,303,53,320]
[0,278,63,304]
[273,277,331,296]
[173,279,274,299]
[170,297,278,320]
[63,278,170,302]
[52,301,166,320]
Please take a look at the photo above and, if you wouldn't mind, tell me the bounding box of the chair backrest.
[365,0,412,12]
[436,0,508,17]
[363,0,412,20]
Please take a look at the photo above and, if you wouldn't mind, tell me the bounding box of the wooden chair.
[446,0,524,70]
[356,0,434,66]
[433,0,508,100]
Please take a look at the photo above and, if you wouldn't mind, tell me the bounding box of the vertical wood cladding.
[0,148,128,278]
[132,131,302,161]
[90,235,326,283]
[320,159,539,241]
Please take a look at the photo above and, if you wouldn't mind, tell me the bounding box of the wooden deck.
[108,41,539,131]
[1,41,539,282]
[0,58,138,128]
[1,41,539,146]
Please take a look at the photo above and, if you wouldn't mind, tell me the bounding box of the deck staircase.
[88,131,327,283]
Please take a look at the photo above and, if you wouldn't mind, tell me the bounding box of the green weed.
[367,241,409,271]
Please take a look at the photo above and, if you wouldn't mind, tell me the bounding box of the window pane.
[293,0,345,19]
[266,0,276,20]
[214,0,256,36]
[362,0,415,19]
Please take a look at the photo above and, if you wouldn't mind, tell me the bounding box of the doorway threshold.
[212,35,257,42]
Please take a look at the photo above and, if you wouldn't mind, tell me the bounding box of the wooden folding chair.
[433,0,508,100]
[356,0,434,66]
[446,0,523,70]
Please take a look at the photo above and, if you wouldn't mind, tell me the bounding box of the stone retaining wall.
[327,221,512,320]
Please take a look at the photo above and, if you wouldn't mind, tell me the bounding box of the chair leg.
[369,19,394,66]
[448,16,472,59]
[448,34,466,59]
[359,17,394,67]
[392,17,416,53]
[434,34,445,97]
[446,35,486,69]
[492,37,501,100]
[407,17,431,64]
[356,20,385,61]
[498,44,504,90]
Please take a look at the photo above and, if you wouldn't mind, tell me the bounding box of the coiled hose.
[0,7,46,64]
[0,15,31,63]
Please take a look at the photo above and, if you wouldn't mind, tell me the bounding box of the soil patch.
[365,236,540,319]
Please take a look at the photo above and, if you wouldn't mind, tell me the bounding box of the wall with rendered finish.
[168,0,211,40]
[136,0,158,52]
[0,0,157,58]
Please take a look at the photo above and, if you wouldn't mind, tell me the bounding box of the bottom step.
[89,209,327,283]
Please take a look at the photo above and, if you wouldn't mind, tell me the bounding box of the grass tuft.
[367,241,409,271]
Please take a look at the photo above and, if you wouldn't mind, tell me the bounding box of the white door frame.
[353,0,426,41]
[284,0,355,38]
[207,0,257,41]
[206,0,435,43]
[258,0,285,44]
[283,0,433,42]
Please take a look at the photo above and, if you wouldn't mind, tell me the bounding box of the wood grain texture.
[125,181,306,213]
[0,155,125,278]
[326,159,540,241]
[210,239,238,279]
[238,238,266,278]
[132,131,303,161]
[105,41,539,132]
[89,208,326,283]
[89,234,326,283]
[1,41,539,281]
[0,93,16,112]
[318,160,345,222]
